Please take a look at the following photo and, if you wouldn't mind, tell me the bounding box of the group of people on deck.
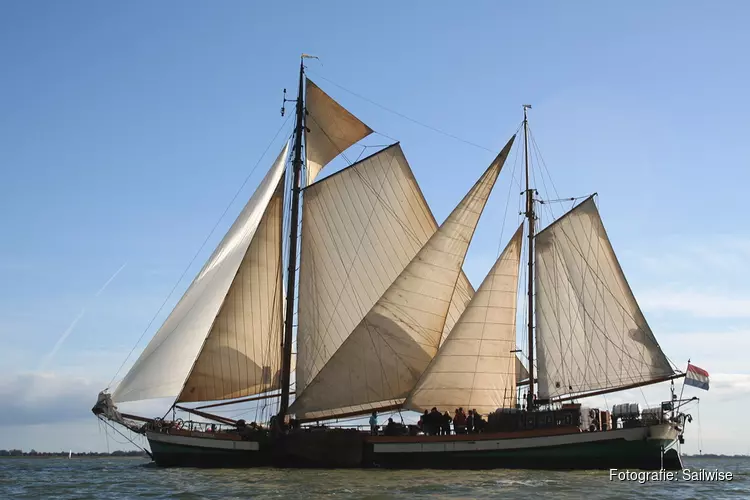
[418,407,486,435]
[369,407,486,437]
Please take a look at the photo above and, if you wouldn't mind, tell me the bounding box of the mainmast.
[523,104,535,411]
[279,58,305,420]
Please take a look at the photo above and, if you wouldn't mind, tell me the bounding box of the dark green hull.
[147,424,682,470]
[366,435,681,470]
[147,432,270,468]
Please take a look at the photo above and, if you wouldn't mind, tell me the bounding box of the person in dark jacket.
[441,411,452,435]
[428,406,443,436]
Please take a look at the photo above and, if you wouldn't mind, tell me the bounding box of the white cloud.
[639,289,750,318]
[657,330,750,374]
[0,372,103,426]
[711,373,750,395]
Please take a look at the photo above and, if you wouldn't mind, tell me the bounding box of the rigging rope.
[97,416,153,459]
[306,70,497,153]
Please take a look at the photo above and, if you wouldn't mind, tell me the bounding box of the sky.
[1,1,749,455]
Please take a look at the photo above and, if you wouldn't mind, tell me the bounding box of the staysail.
[112,143,289,403]
[305,79,373,184]
[296,144,474,394]
[534,197,674,400]
[289,136,515,420]
[405,224,523,414]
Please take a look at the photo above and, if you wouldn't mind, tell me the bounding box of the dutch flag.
[685,363,709,391]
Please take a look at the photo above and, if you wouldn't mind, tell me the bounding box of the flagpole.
[678,359,690,403]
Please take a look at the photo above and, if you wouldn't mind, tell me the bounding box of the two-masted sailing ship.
[93,57,700,470]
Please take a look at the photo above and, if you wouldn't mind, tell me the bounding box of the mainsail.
[534,197,674,400]
[296,144,474,394]
[406,224,523,414]
[112,143,289,403]
[305,79,373,184]
[289,136,515,419]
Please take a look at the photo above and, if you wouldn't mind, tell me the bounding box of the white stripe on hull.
[373,424,678,454]
[147,432,260,451]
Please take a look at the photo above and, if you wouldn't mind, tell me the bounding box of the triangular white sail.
[178,176,285,403]
[296,144,474,394]
[289,137,515,419]
[112,143,289,403]
[405,224,523,414]
[516,357,529,383]
[305,79,373,184]
[534,197,674,399]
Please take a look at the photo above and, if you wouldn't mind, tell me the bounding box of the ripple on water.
[0,457,747,499]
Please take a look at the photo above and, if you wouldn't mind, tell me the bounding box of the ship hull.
[365,424,682,470]
[144,424,681,470]
[146,431,270,467]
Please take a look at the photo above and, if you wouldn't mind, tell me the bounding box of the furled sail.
[305,79,373,184]
[534,197,674,399]
[289,137,515,419]
[112,143,289,403]
[296,144,474,394]
[405,224,523,414]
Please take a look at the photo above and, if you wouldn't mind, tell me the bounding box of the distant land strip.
[0,450,147,458]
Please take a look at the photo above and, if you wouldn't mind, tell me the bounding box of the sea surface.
[0,456,747,499]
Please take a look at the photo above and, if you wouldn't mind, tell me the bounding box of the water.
[0,457,747,499]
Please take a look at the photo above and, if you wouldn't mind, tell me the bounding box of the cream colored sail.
[516,357,529,382]
[406,224,523,414]
[290,137,515,419]
[296,144,474,394]
[178,177,285,403]
[534,197,673,400]
[305,79,373,184]
[112,143,289,403]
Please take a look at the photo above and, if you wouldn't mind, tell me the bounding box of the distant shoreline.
[0,451,148,459]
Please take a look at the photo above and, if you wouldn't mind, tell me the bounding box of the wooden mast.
[523,104,535,411]
[278,57,305,420]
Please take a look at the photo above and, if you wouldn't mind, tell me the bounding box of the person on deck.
[441,411,452,436]
[472,409,485,433]
[418,410,428,434]
[467,410,475,434]
[428,407,441,436]
[369,411,378,436]
[454,408,467,434]
[385,417,399,436]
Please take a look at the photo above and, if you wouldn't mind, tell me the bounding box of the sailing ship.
[92,57,699,470]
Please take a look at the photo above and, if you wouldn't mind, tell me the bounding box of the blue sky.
[1,1,749,454]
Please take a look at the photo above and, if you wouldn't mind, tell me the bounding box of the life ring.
[589,409,596,419]
[174,418,184,430]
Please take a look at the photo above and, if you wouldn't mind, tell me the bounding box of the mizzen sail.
[405,224,523,414]
[534,197,673,400]
[112,143,289,403]
[289,136,515,419]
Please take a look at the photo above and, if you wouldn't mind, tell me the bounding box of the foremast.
[279,57,306,420]
[523,104,535,411]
